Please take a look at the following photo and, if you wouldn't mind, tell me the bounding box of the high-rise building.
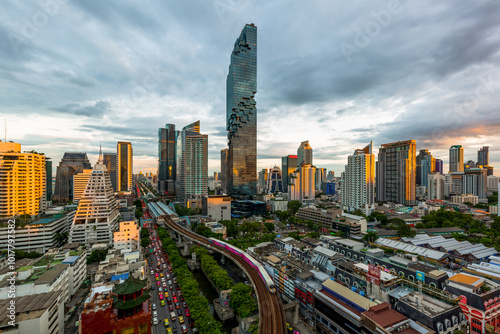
[281,155,297,193]
[416,149,430,185]
[158,124,177,195]
[327,171,335,180]
[288,164,316,202]
[53,152,91,202]
[116,142,133,192]
[421,154,436,189]
[449,145,464,173]
[176,121,208,203]
[69,151,120,246]
[226,24,257,198]
[0,141,47,218]
[427,173,445,200]
[340,142,375,214]
[73,169,93,204]
[376,140,416,205]
[478,146,489,166]
[316,167,327,190]
[463,168,488,200]
[268,166,283,193]
[221,149,228,193]
[102,153,117,192]
[487,176,500,191]
[435,159,444,174]
[258,168,268,194]
[297,140,313,167]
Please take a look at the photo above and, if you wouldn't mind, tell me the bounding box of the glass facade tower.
[158,124,177,194]
[226,24,257,198]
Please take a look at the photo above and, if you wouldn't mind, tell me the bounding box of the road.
[148,228,194,334]
[163,216,287,334]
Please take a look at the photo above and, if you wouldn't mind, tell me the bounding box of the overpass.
[163,215,287,334]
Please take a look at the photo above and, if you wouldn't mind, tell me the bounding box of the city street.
[147,227,195,334]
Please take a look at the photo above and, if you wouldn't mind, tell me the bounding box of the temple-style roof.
[113,291,150,310]
[113,273,147,295]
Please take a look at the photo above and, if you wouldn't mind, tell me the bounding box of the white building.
[269,197,288,212]
[113,220,140,250]
[0,290,65,334]
[0,210,75,253]
[428,173,445,200]
[288,164,316,202]
[451,194,479,205]
[340,142,375,215]
[69,152,120,247]
[202,195,231,222]
[62,249,87,296]
[487,175,499,191]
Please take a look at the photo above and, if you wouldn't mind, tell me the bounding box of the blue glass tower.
[226,24,257,198]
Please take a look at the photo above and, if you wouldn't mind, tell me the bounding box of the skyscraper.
[102,152,117,191]
[258,168,268,193]
[268,166,283,193]
[449,145,464,173]
[416,149,430,185]
[0,141,46,218]
[69,151,120,246]
[226,24,257,198]
[45,158,52,201]
[463,168,488,200]
[73,169,92,204]
[53,152,91,202]
[427,173,445,200]
[316,167,327,190]
[176,121,208,203]
[435,159,444,174]
[297,140,313,167]
[376,140,416,205]
[478,146,489,166]
[341,142,375,214]
[421,154,436,188]
[281,155,297,193]
[116,142,133,192]
[158,124,177,195]
[288,164,316,202]
[221,149,228,193]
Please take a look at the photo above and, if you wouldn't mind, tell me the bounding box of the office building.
[449,145,464,173]
[327,170,335,180]
[421,153,436,188]
[288,164,316,202]
[297,140,313,167]
[478,146,489,166]
[226,24,257,198]
[69,152,120,247]
[435,158,444,174]
[416,149,431,185]
[0,141,47,218]
[463,167,488,200]
[428,173,445,200]
[176,121,208,203]
[221,148,228,193]
[158,124,177,195]
[116,141,133,192]
[487,175,500,191]
[268,166,283,193]
[202,195,232,222]
[281,155,298,193]
[376,140,416,205]
[72,169,92,204]
[102,152,117,191]
[258,168,269,194]
[316,167,327,190]
[341,142,375,215]
[46,158,52,201]
[53,152,91,202]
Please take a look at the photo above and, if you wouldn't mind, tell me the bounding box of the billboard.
[367,264,381,286]
[416,271,425,282]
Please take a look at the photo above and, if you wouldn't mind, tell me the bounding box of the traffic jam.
[148,227,195,334]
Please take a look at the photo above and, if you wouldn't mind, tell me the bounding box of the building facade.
[202,195,232,222]
[268,166,283,193]
[0,141,47,218]
[157,124,177,195]
[376,140,416,206]
[449,145,464,173]
[226,24,258,198]
[289,164,317,202]
[53,152,91,202]
[117,141,133,192]
[427,173,445,200]
[102,152,117,192]
[73,169,92,204]
[297,140,313,167]
[282,155,298,193]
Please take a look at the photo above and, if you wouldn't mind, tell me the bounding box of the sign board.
[367,264,381,286]
[416,271,425,282]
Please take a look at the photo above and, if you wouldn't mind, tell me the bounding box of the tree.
[140,237,150,248]
[397,224,416,238]
[415,222,426,229]
[230,283,257,318]
[488,195,498,204]
[264,222,275,233]
[363,231,378,243]
[288,200,302,215]
[368,212,388,225]
[87,249,108,264]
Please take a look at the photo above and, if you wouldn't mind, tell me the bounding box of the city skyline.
[2,1,500,175]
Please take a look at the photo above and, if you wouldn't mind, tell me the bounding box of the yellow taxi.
[179,316,184,324]
[167,327,172,334]
[164,291,169,298]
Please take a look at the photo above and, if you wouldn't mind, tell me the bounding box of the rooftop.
[62,256,79,264]
[0,291,60,326]
[448,273,485,287]
[35,264,68,285]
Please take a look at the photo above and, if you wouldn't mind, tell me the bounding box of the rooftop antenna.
[98,142,103,163]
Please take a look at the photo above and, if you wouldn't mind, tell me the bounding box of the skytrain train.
[208,238,276,294]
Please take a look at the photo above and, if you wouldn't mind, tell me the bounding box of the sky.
[1,0,500,176]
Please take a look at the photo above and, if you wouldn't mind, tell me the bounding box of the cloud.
[48,101,111,117]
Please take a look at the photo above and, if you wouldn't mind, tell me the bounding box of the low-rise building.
[204,221,227,238]
[62,249,87,297]
[113,220,140,250]
[451,194,479,205]
[269,197,288,212]
[202,195,232,221]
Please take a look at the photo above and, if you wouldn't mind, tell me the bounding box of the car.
[185,309,190,317]
[156,277,159,281]
[168,304,174,311]
[162,277,166,282]
[158,286,163,292]
[153,310,158,318]
[172,292,176,297]
[160,300,165,306]
[182,302,187,308]
[175,302,180,309]
[181,324,188,333]
[287,323,293,331]
[164,319,170,327]
[150,270,154,275]
[152,317,158,325]
[159,293,163,300]
[173,297,178,303]
[168,280,172,285]
[179,316,184,324]
[176,286,180,291]
[163,282,167,288]
[169,285,173,290]
[160,273,164,277]
[188,318,194,327]
[180,296,184,303]
[157,281,160,286]
[177,308,182,316]
[164,292,169,298]
[173,278,177,284]
[170,311,177,321]
[167,298,172,304]
[166,328,173,334]
[152,303,157,310]
[151,285,155,291]
[178,291,182,296]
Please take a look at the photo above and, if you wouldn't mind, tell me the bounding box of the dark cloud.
[48,101,110,117]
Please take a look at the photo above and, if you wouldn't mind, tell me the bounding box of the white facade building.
[62,250,87,296]
[340,142,375,215]
[113,220,140,250]
[270,197,288,212]
[428,173,445,200]
[487,175,499,191]
[202,195,232,222]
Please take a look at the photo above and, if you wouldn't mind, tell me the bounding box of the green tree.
[288,200,302,215]
[230,283,257,318]
[415,222,426,229]
[363,231,379,243]
[397,224,416,238]
[488,195,498,204]
[140,237,150,248]
[264,222,275,233]
[368,212,388,225]
[87,249,108,264]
